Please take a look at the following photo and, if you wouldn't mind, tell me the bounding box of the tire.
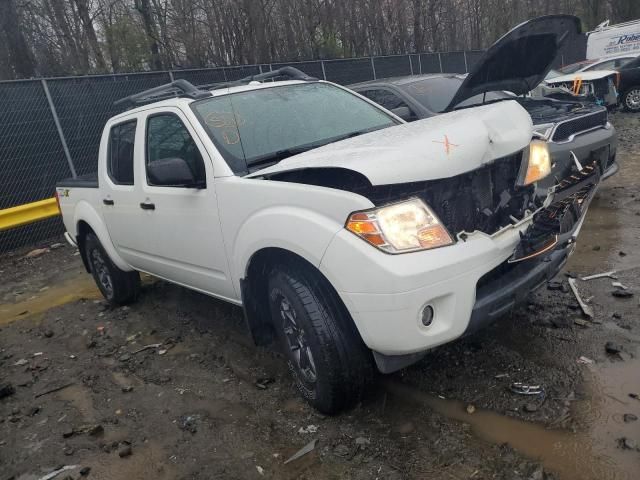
[267,262,373,414]
[84,233,140,305]
[622,86,640,112]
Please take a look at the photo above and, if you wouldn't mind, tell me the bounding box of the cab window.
[107,120,136,185]
[146,114,206,187]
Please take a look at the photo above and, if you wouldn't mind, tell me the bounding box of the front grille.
[357,152,536,236]
[551,110,607,142]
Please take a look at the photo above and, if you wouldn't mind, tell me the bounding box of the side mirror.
[147,157,202,187]
[391,106,415,122]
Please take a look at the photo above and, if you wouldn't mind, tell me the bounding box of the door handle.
[139,202,155,210]
[103,198,114,206]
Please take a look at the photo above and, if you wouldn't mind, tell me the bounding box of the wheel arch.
[73,202,131,272]
[241,247,365,348]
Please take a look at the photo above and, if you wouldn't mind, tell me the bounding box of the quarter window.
[146,114,206,187]
[107,120,136,185]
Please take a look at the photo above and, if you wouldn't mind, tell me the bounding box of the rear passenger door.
[136,108,235,301]
[101,118,155,269]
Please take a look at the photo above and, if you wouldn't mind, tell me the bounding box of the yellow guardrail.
[0,198,60,232]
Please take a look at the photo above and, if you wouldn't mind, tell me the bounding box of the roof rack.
[114,79,212,107]
[114,66,318,108]
[200,66,318,90]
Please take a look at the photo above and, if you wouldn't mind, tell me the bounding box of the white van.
[587,19,640,60]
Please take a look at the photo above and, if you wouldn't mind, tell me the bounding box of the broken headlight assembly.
[518,139,551,186]
[345,198,453,253]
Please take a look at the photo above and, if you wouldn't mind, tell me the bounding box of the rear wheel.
[85,233,140,305]
[622,87,640,112]
[267,262,373,414]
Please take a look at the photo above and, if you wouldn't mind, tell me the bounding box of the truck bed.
[57,172,99,189]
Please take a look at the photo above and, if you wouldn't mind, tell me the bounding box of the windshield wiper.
[246,127,382,170]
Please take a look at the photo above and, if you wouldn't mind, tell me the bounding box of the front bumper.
[320,162,600,371]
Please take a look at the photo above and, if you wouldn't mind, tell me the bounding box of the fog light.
[421,305,434,327]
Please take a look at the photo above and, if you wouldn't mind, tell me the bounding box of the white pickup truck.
[57,66,601,413]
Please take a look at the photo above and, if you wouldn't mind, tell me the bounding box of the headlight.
[345,198,453,253]
[518,139,552,186]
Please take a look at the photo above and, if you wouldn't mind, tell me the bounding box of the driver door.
[134,107,236,301]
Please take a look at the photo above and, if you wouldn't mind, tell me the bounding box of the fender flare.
[73,200,132,272]
[231,206,342,292]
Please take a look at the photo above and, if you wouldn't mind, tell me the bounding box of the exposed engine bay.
[266,152,543,239]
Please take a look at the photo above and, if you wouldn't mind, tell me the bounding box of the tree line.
[1,0,639,80]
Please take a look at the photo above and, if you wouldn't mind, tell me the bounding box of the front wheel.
[267,263,373,414]
[85,233,140,305]
[622,87,640,112]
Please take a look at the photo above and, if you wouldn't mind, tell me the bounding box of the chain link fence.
[0,43,585,253]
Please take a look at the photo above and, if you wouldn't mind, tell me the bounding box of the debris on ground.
[612,289,633,298]
[574,318,590,328]
[118,442,132,458]
[79,466,91,476]
[178,415,198,434]
[24,248,49,259]
[35,381,75,398]
[284,439,317,465]
[611,281,628,290]
[580,271,617,281]
[577,356,594,365]
[510,383,544,396]
[617,437,638,451]
[623,414,637,423]
[466,404,476,414]
[131,343,162,354]
[36,465,79,480]
[298,424,318,434]
[605,342,624,355]
[568,278,593,318]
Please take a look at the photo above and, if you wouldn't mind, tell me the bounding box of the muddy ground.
[1,113,640,480]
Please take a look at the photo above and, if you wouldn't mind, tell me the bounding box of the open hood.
[445,15,581,112]
[247,101,532,186]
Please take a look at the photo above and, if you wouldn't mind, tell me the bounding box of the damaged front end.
[511,160,599,262]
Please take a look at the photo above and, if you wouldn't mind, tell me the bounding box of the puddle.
[385,375,638,480]
[0,273,100,326]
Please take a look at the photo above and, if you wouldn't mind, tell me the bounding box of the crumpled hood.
[248,100,533,185]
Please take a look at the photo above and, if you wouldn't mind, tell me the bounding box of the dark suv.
[618,56,640,112]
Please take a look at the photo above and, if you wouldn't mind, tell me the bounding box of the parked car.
[617,55,640,111]
[559,53,638,74]
[56,22,601,414]
[350,15,618,189]
[543,69,620,108]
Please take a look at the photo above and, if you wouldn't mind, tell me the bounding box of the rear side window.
[108,120,136,185]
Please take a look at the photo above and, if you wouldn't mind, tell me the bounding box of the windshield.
[401,77,512,113]
[191,82,397,174]
[559,61,593,74]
